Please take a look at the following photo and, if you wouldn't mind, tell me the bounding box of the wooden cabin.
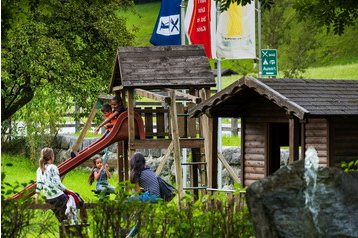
[189,76,358,187]
[108,45,217,198]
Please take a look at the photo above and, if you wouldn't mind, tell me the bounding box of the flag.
[184,0,216,59]
[150,0,181,45]
[216,1,256,59]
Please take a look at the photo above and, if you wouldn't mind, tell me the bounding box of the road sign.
[261,49,278,76]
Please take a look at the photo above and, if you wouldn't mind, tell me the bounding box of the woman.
[129,152,160,202]
[35,147,73,222]
[127,153,161,237]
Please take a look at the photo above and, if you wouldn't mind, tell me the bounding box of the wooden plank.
[186,103,197,138]
[240,117,245,188]
[135,89,170,103]
[244,160,265,167]
[144,107,153,139]
[218,153,240,184]
[156,108,166,138]
[289,117,300,163]
[244,173,265,180]
[245,148,265,154]
[155,141,173,175]
[169,89,184,201]
[245,167,265,173]
[127,89,136,160]
[244,141,265,148]
[177,103,186,138]
[71,102,97,153]
[130,138,204,149]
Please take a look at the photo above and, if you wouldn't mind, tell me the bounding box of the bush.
[90,191,254,237]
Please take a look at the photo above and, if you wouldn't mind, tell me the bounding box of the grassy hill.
[120,2,358,79]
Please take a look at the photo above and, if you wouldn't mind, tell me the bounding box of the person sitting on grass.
[126,152,161,237]
[89,155,115,194]
[94,95,126,135]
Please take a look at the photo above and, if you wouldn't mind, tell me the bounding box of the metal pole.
[180,0,188,188]
[257,0,262,77]
[216,2,223,189]
[180,0,186,45]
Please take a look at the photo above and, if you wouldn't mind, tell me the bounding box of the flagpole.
[216,2,223,189]
[180,0,186,45]
[180,0,188,189]
[257,0,262,77]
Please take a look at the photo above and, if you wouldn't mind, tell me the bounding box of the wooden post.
[127,89,136,160]
[169,90,184,201]
[289,117,300,163]
[231,118,238,136]
[71,102,97,153]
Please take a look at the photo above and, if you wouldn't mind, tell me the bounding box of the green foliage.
[91,191,253,237]
[1,0,136,122]
[341,160,358,172]
[222,135,241,146]
[216,0,358,35]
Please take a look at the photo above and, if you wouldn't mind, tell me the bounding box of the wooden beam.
[112,85,124,92]
[130,138,204,149]
[289,117,300,163]
[155,141,173,175]
[127,89,136,160]
[164,88,202,104]
[169,89,184,201]
[217,153,240,184]
[71,102,97,153]
[135,89,170,103]
[241,117,246,186]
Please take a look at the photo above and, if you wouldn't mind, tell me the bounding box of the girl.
[35,147,74,222]
[89,155,115,193]
[95,95,126,134]
[127,153,161,237]
[129,152,160,202]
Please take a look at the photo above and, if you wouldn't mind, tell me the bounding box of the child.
[99,103,114,136]
[89,155,115,193]
[35,147,75,222]
[95,95,125,134]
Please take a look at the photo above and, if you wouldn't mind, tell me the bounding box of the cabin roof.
[189,76,358,119]
[109,45,215,91]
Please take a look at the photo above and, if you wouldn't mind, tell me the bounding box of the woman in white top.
[35,147,72,222]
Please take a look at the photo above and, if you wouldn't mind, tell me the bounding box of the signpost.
[261,49,278,76]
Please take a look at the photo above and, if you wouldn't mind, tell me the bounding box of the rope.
[102,147,109,164]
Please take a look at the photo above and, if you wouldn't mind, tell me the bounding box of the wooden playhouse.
[189,76,358,187]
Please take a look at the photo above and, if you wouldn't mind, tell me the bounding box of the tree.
[217,0,358,35]
[1,0,135,122]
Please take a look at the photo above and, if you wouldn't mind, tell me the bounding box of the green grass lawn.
[118,2,160,46]
[1,154,117,202]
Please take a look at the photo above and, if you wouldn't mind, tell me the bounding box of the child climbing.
[98,103,114,136]
[95,95,126,134]
[89,155,115,194]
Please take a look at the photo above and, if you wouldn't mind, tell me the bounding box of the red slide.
[11,111,145,200]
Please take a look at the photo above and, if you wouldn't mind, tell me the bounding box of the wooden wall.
[243,122,266,186]
[242,98,288,187]
[304,118,329,166]
[330,116,358,167]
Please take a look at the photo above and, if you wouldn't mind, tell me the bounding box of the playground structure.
[109,45,218,200]
[12,45,223,201]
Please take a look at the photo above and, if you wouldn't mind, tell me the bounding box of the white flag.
[216,1,256,59]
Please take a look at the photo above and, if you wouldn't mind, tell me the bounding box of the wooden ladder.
[182,148,208,200]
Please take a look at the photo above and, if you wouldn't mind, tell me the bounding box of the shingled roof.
[189,76,358,119]
[109,45,215,91]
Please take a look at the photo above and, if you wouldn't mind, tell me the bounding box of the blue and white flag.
[150,0,181,45]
